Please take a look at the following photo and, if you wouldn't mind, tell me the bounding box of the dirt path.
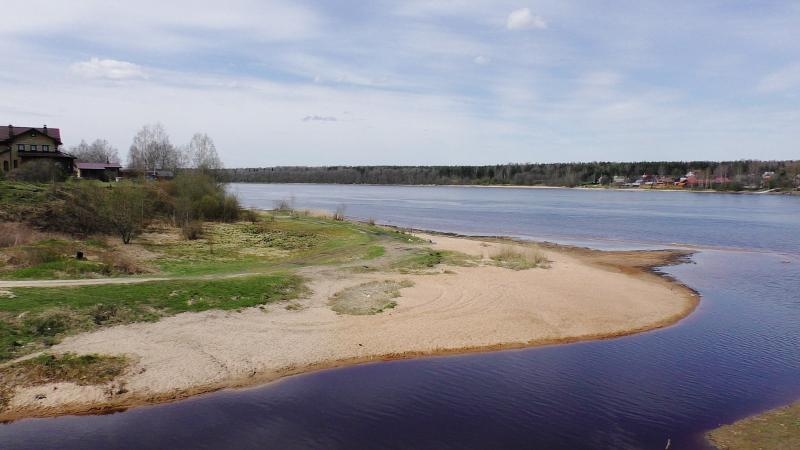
[0,271,272,288]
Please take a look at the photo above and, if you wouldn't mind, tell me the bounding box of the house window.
[3,161,7,171]
[42,145,50,152]
[30,144,37,151]
[17,144,25,151]
[13,160,18,169]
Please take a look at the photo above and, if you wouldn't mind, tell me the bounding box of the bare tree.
[70,139,120,163]
[104,182,148,244]
[127,123,182,174]
[186,133,223,171]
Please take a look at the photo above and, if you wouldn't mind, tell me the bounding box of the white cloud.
[70,58,148,80]
[506,8,547,30]
[757,64,800,93]
[473,55,491,65]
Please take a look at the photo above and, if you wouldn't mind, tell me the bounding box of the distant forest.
[221,160,800,190]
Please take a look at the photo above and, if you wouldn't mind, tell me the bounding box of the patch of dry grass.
[0,223,42,248]
[489,245,549,270]
[329,280,414,315]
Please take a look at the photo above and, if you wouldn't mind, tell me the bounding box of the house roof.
[76,162,122,170]
[0,126,62,145]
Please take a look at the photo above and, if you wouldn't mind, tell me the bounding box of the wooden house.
[0,125,75,176]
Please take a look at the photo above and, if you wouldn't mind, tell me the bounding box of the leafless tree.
[186,133,223,171]
[127,123,182,174]
[70,139,120,163]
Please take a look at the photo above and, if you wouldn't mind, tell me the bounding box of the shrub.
[100,251,147,275]
[170,173,241,223]
[181,220,204,240]
[489,245,549,270]
[241,209,260,223]
[30,183,108,235]
[8,160,69,183]
[104,182,150,244]
[8,245,63,267]
[333,205,346,221]
[274,198,293,212]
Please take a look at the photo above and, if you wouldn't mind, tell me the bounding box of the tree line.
[70,123,223,173]
[220,160,800,190]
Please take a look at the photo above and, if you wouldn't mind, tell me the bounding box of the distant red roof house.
[1,124,74,175]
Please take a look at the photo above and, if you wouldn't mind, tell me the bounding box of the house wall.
[11,133,58,152]
[1,147,12,174]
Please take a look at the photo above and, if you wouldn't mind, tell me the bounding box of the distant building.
[0,125,75,176]
[146,170,175,180]
[75,161,122,181]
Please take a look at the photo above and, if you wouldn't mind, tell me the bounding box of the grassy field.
[0,274,303,362]
[0,209,430,363]
[708,401,800,450]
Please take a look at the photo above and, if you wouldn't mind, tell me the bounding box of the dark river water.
[2,184,799,450]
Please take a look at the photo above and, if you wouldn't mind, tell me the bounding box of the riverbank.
[0,222,698,422]
[707,401,800,449]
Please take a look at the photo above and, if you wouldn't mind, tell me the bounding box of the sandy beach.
[0,233,698,421]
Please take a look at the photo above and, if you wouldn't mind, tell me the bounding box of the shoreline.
[0,231,700,422]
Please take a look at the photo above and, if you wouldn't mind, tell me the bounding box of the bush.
[181,220,204,240]
[100,251,147,275]
[489,245,549,270]
[8,160,69,183]
[241,209,260,223]
[333,205,346,221]
[170,173,241,224]
[31,183,108,235]
[104,182,150,244]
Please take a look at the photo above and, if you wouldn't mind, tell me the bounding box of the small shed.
[75,162,122,181]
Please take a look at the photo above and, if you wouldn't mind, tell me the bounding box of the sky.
[1,1,799,166]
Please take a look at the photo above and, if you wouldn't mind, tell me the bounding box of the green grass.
[392,249,478,273]
[329,280,413,315]
[1,353,129,411]
[365,245,385,259]
[0,274,304,362]
[147,217,389,276]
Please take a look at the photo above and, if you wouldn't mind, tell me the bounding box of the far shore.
[232,181,799,196]
[0,224,699,422]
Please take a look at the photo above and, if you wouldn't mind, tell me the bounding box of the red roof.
[0,125,62,145]
[76,162,122,170]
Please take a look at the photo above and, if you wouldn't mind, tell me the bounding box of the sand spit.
[0,234,698,421]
